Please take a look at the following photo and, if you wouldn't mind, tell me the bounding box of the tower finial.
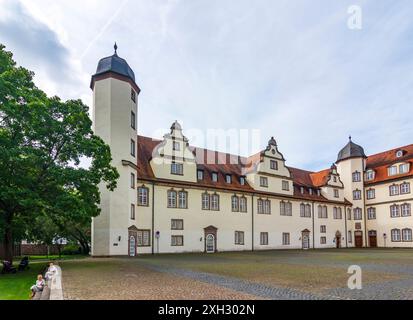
[114,42,118,55]
[349,135,352,141]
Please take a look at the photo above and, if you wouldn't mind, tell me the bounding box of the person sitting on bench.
[30,275,45,298]
[45,262,58,280]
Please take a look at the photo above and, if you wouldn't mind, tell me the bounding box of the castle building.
[91,47,413,256]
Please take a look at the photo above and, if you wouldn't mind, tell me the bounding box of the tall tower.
[90,44,140,256]
[336,137,367,247]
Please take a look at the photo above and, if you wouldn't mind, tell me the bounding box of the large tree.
[0,44,119,262]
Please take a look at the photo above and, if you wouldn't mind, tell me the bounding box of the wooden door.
[369,231,377,248]
[355,232,363,248]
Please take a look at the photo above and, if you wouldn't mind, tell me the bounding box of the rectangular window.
[226,175,232,184]
[171,235,184,246]
[260,176,268,188]
[260,232,269,245]
[366,189,375,200]
[391,229,401,242]
[235,231,245,245]
[211,194,220,211]
[399,163,409,174]
[197,170,204,181]
[320,237,327,244]
[239,197,247,213]
[320,225,326,233]
[131,111,136,130]
[282,233,290,245]
[131,89,136,103]
[264,200,271,215]
[402,229,412,242]
[365,170,375,181]
[348,231,352,243]
[130,204,135,220]
[352,171,361,182]
[388,166,397,176]
[138,187,149,206]
[137,230,150,247]
[173,141,180,151]
[282,180,290,191]
[367,207,376,220]
[212,172,218,182]
[354,208,362,220]
[130,173,135,189]
[178,191,187,209]
[257,199,264,214]
[280,201,291,216]
[270,160,278,170]
[201,193,210,210]
[231,196,239,212]
[389,185,399,196]
[240,176,246,185]
[334,189,339,198]
[167,190,177,208]
[130,139,136,157]
[401,183,411,194]
[171,219,184,230]
[171,162,183,175]
[390,205,400,218]
[401,204,411,217]
[353,190,362,200]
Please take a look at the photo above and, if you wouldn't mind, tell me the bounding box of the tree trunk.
[3,224,14,263]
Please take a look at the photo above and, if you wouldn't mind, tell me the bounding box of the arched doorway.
[204,226,218,253]
[369,230,377,248]
[335,231,342,249]
[301,229,311,249]
[206,234,215,253]
[128,225,139,257]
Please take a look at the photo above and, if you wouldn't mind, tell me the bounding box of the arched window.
[231,195,239,212]
[402,229,412,242]
[167,189,177,208]
[391,229,401,242]
[202,192,210,210]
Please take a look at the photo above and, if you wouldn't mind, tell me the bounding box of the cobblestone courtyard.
[61,249,413,300]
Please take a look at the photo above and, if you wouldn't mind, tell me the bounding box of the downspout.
[312,202,315,249]
[344,205,348,248]
[151,182,155,255]
[363,201,368,247]
[251,194,255,252]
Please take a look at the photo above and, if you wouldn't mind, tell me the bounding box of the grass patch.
[0,262,47,300]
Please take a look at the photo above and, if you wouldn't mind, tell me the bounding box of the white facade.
[91,50,413,257]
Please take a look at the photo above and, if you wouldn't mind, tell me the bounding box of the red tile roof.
[136,136,348,204]
[365,144,413,185]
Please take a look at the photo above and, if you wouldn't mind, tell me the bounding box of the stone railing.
[49,265,63,300]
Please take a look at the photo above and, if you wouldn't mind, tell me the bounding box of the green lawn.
[0,262,46,300]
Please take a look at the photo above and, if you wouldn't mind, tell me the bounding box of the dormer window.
[226,174,232,184]
[399,163,410,174]
[171,162,183,175]
[300,187,304,194]
[365,170,375,181]
[212,172,218,182]
[388,166,397,176]
[197,170,204,181]
[396,150,404,158]
[309,188,313,195]
[240,176,246,186]
[270,160,278,170]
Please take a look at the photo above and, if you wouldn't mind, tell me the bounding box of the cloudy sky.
[1,0,412,171]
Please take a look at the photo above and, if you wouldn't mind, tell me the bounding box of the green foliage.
[61,244,81,255]
[0,44,119,261]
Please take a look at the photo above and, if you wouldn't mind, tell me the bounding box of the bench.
[32,286,51,300]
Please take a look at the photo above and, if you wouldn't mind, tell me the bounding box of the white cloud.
[1,0,412,172]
